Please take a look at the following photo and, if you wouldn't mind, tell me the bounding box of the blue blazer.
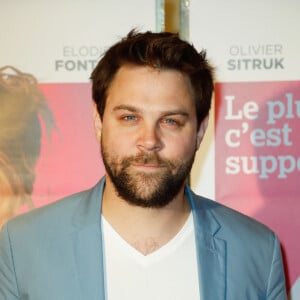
[0,177,287,299]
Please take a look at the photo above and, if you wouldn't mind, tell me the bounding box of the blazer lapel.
[187,187,226,300]
[71,179,106,300]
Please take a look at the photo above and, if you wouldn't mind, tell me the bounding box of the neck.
[102,177,191,255]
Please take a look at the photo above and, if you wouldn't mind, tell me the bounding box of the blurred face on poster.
[0,66,54,227]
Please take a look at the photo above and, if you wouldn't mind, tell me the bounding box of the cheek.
[102,129,134,155]
[164,135,197,160]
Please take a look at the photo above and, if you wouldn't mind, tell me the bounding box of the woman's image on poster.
[0,66,55,228]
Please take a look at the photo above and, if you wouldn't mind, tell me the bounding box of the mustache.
[125,152,175,168]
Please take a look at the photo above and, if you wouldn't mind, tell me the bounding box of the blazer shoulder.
[191,191,275,241]
[3,180,104,240]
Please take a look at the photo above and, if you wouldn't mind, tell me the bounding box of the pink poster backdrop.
[20,83,105,212]
[215,81,300,291]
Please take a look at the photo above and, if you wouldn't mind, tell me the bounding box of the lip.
[132,164,162,171]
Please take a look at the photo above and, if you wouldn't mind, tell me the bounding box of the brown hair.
[0,66,54,225]
[90,30,214,127]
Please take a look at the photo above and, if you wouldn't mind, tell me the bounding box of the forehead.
[110,64,192,86]
[106,64,195,111]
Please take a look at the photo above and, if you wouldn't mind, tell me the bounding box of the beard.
[101,141,196,208]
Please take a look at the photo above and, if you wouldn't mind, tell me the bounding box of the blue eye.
[123,115,137,121]
[164,118,178,125]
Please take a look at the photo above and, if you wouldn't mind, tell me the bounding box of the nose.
[136,123,162,152]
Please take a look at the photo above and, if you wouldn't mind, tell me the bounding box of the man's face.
[94,65,207,208]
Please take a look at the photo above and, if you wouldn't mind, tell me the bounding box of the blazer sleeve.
[266,234,287,300]
[0,224,20,299]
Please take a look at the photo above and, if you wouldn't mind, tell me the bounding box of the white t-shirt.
[102,213,201,300]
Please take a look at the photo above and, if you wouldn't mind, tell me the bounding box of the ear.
[93,103,102,142]
[196,115,209,149]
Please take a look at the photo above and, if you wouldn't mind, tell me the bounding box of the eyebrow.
[112,104,189,117]
[112,105,140,113]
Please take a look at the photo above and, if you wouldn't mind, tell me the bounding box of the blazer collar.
[186,186,226,300]
[72,178,106,300]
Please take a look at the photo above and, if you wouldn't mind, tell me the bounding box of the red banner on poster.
[215,81,300,290]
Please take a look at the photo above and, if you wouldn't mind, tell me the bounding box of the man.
[0,30,287,299]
